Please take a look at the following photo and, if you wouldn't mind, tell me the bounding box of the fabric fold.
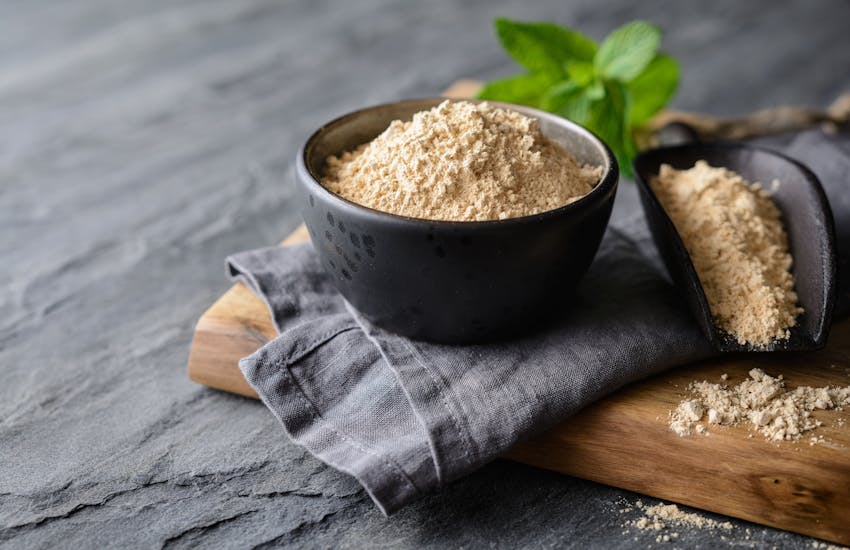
[241,329,427,514]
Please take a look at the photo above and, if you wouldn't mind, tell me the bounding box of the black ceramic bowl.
[296,98,618,343]
[634,143,837,352]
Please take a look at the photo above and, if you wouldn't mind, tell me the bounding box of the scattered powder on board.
[670,369,850,440]
[322,100,603,221]
[650,161,802,347]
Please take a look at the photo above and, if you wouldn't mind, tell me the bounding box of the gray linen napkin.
[228,131,850,514]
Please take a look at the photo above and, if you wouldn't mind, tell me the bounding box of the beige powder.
[322,100,603,222]
[620,499,733,543]
[811,541,850,550]
[670,369,850,440]
[633,502,734,532]
[650,161,802,347]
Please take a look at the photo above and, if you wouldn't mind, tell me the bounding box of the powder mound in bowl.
[650,161,803,347]
[321,100,603,222]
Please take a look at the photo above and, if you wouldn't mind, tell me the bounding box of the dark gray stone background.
[2,0,849,548]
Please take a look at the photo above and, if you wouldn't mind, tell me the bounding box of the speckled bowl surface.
[296,98,619,343]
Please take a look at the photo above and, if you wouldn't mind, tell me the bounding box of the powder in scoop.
[322,100,603,221]
[650,161,802,347]
[670,368,850,440]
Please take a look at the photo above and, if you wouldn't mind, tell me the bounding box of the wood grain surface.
[188,225,850,545]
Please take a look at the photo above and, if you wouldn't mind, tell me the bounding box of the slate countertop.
[3,1,849,548]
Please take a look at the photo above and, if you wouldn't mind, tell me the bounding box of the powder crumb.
[680,400,705,421]
[670,399,705,436]
[811,541,850,550]
[721,373,729,381]
[707,408,721,425]
[322,100,603,221]
[669,368,850,441]
[650,161,802,347]
[628,501,733,538]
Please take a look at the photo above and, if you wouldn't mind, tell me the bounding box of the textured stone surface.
[2,0,849,547]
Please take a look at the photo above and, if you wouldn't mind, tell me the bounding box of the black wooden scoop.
[633,141,837,352]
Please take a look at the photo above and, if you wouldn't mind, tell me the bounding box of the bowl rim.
[296,97,619,227]
[632,141,837,352]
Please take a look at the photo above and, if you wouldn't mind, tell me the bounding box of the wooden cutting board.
[187,81,850,545]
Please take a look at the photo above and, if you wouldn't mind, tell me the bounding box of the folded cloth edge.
[239,332,426,515]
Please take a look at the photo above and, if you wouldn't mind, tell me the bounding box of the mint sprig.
[478,18,679,175]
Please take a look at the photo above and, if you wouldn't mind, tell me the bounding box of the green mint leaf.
[608,82,637,176]
[594,21,660,82]
[559,92,593,127]
[494,18,597,77]
[539,80,583,115]
[627,53,679,125]
[480,18,679,173]
[476,73,558,108]
[614,91,638,175]
[584,81,635,176]
[548,84,597,133]
[585,80,605,100]
[564,60,594,86]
